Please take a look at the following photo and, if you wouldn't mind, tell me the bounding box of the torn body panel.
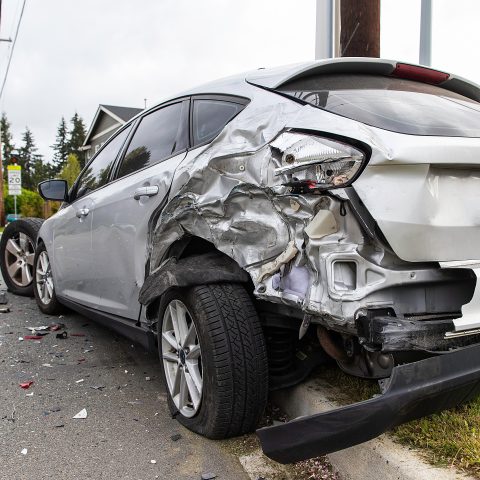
[141,95,480,342]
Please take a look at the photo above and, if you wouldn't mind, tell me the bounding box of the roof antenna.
[144,98,147,109]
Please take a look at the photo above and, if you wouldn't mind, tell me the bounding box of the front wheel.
[159,283,268,439]
[33,243,63,315]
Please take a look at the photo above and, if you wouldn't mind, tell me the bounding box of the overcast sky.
[0,0,478,159]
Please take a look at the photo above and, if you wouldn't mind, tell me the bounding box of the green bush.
[3,184,45,218]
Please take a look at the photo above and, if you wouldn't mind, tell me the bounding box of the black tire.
[0,217,44,296]
[33,242,63,315]
[158,283,268,439]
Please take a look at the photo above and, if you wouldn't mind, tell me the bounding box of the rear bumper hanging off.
[257,343,480,464]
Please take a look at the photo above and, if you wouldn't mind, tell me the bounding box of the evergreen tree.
[31,156,54,187]
[18,127,44,190]
[67,113,86,167]
[51,116,69,174]
[1,112,15,182]
[0,112,15,163]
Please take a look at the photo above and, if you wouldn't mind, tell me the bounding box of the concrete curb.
[271,376,475,480]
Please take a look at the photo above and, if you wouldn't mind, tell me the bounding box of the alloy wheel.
[4,232,35,287]
[161,299,203,418]
[35,250,54,305]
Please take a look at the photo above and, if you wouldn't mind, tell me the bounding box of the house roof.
[83,104,142,147]
[100,104,143,123]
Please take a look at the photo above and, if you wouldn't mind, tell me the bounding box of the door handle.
[133,185,159,200]
[76,208,90,218]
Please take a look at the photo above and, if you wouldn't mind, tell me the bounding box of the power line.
[0,0,26,100]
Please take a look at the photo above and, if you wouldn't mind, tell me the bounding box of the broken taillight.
[270,132,365,191]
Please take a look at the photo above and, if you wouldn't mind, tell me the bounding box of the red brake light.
[392,63,450,85]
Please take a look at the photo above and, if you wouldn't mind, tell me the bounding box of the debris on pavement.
[150,460,157,464]
[26,326,49,333]
[0,291,8,304]
[70,333,85,337]
[75,379,84,384]
[19,381,34,390]
[7,406,15,422]
[145,376,151,381]
[73,408,87,419]
[48,323,64,331]
[44,407,61,415]
[23,335,43,340]
[90,385,105,391]
[201,473,217,480]
[0,306,10,313]
[21,448,27,455]
[56,332,68,339]
[170,434,182,442]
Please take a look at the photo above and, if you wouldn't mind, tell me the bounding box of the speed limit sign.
[7,165,21,196]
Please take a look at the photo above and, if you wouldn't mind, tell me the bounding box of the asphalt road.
[0,282,248,480]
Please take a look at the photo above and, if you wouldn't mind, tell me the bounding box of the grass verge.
[315,364,480,477]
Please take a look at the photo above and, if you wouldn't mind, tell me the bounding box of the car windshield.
[278,74,480,137]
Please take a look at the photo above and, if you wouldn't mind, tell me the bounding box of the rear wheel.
[0,218,43,296]
[33,242,63,315]
[159,283,268,439]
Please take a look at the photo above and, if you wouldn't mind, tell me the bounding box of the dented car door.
[87,100,190,319]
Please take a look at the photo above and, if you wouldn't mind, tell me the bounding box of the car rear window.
[192,99,244,146]
[278,74,480,137]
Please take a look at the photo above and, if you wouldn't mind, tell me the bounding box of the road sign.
[7,165,21,196]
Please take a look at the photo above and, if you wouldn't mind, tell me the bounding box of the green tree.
[59,153,81,187]
[67,113,86,167]
[17,128,50,190]
[1,112,14,162]
[1,113,15,181]
[18,127,38,190]
[31,156,54,187]
[51,116,69,174]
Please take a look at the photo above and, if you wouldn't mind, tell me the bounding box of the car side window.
[116,101,188,179]
[74,126,131,200]
[192,99,244,146]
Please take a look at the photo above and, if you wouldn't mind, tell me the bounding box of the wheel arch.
[141,235,254,322]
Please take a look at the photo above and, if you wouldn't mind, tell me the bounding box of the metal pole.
[14,194,16,217]
[419,0,432,66]
[315,0,334,59]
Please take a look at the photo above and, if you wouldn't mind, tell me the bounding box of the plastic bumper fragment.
[257,343,480,464]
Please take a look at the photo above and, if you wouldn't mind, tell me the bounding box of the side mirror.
[38,180,69,202]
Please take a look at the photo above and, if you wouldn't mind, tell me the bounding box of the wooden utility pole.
[340,0,380,57]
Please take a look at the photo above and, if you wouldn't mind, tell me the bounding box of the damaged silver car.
[3,57,480,463]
